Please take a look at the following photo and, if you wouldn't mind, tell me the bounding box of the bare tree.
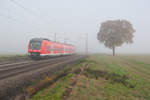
[97,20,135,56]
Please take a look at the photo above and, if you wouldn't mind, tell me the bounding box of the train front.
[28,38,42,58]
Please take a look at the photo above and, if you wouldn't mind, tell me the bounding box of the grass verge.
[30,54,150,100]
[0,54,29,61]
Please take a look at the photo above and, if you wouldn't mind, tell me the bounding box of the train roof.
[30,38,74,46]
[30,38,50,42]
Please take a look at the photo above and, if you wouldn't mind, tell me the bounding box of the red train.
[28,38,75,58]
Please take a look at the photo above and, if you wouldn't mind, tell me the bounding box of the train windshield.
[30,41,42,50]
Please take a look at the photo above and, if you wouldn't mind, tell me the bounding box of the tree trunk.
[113,46,115,56]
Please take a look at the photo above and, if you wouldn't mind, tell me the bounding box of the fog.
[0,0,150,54]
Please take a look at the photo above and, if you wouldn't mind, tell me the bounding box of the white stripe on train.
[40,53,73,56]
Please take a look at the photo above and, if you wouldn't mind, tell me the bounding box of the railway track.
[0,61,33,68]
[0,57,30,66]
[0,55,83,80]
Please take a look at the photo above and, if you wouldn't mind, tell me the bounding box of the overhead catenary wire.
[9,0,53,24]
[8,0,58,38]
[0,13,17,22]
[85,33,88,54]
[10,0,38,16]
[77,34,88,54]
[1,0,73,45]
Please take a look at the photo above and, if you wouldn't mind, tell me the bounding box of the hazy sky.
[0,0,150,54]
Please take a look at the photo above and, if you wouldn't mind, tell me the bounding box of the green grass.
[0,54,28,61]
[31,73,73,100]
[30,54,150,100]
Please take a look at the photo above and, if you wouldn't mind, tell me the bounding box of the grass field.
[0,54,28,61]
[30,54,150,100]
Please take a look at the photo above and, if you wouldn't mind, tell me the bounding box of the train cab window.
[30,41,42,50]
